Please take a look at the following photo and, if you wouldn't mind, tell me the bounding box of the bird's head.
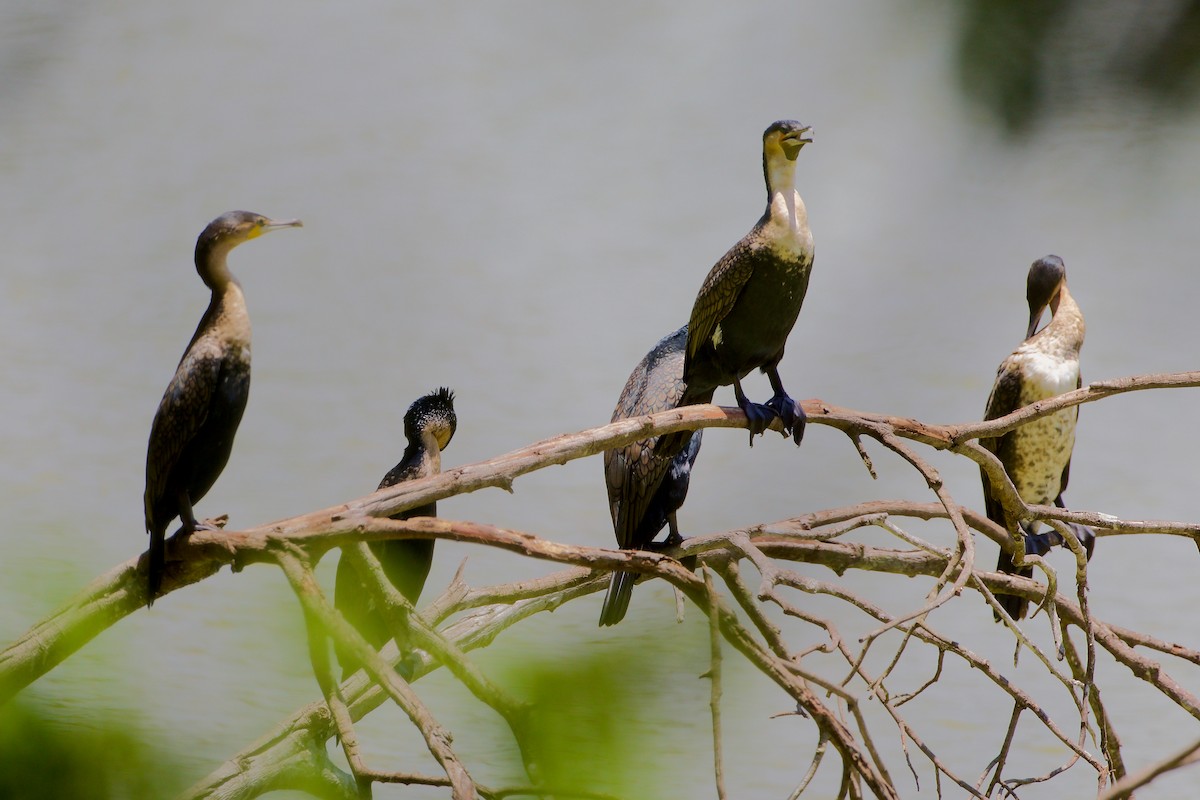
[195,211,302,277]
[764,120,813,162]
[405,387,458,452]
[200,210,303,249]
[761,121,812,200]
[1025,255,1068,339]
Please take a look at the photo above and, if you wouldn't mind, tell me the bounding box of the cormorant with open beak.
[674,120,814,448]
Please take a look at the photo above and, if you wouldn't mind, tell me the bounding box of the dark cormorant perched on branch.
[334,387,457,677]
[600,327,706,627]
[143,210,301,605]
[981,255,1095,620]
[675,120,814,448]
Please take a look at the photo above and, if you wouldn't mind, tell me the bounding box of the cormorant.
[143,211,302,605]
[981,255,1095,620]
[675,120,814,448]
[599,326,706,627]
[334,387,457,678]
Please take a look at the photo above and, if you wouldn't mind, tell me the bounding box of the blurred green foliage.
[955,0,1200,135]
[0,699,174,799]
[956,0,1070,134]
[497,639,682,799]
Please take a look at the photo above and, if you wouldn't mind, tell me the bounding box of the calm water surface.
[3,2,1200,797]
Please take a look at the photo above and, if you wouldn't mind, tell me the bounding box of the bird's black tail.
[995,526,1071,621]
[656,386,715,459]
[993,549,1031,621]
[147,527,165,607]
[599,570,635,627]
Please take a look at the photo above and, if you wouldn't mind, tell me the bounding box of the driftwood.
[3,371,1200,799]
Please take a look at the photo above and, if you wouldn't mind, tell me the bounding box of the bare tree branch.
[6,372,1200,798]
[1098,735,1200,800]
[702,567,729,800]
[273,546,476,799]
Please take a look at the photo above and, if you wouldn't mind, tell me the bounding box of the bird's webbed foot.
[740,401,777,444]
[656,530,696,572]
[1052,496,1096,559]
[177,492,228,536]
[1066,522,1097,560]
[766,391,806,445]
[1021,530,1056,558]
[178,515,228,536]
[732,377,775,445]
[1021,521,1095,560]
[656,518,688,563]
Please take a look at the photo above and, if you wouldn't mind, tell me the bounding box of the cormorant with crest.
[335,387,457,677]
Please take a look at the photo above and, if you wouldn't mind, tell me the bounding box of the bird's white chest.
[1015,349,1077,397]
[764,190,812,260]
[1007,350,1079,503]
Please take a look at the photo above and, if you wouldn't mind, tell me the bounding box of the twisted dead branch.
[2,371,1200,798]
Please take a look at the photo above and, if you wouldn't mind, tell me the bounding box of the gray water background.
[3,2,1200,797]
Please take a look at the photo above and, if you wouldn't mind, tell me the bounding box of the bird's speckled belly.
[1008,350,1078,504]
[1007,408,1075,503]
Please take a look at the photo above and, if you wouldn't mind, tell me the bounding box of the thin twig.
[787,731,829,799]
[6,375,1200,800]
[1097,735,1200,800]
[273,546,476,800]
[702,568,729,800]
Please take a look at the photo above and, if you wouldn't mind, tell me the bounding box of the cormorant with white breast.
[143,211,302,605]
[334,387,457,678]
[980,255,1095,620]
[671,120,814,450]
[599,326,706,627]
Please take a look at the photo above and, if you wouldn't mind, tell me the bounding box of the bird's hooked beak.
[264,218,303,232]
[1025,279,1065,339]
[1024,304,1046,340]
[243,217,302,242]
[780,126,813,160]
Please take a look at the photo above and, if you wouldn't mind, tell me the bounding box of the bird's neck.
[762,150,807,237]
[193,240,252,346]
[402,435,442,478]
[421,432,443,475]
[1037,286,1085,358]
[195,240,239,292]
[767,186,807,236]
[194,276,250,354]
